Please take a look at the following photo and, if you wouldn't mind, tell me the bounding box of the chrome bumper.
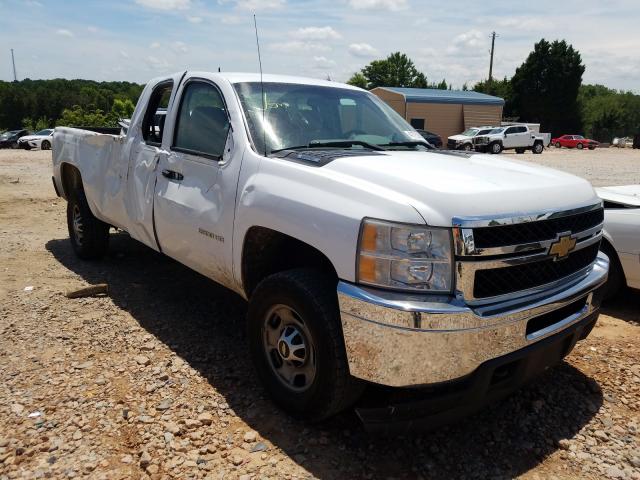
[338,252,609,387]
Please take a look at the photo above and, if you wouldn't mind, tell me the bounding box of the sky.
[1,0,639,91]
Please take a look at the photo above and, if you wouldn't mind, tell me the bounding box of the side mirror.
[503,132,508,137]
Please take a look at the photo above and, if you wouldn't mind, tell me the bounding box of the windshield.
[233,82,426,155]
[461,128,479,137]
[1,130,19,139]
[35,129,52,136]
[574,135,584,139]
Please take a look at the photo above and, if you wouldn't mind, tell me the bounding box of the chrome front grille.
[453,203,604,304]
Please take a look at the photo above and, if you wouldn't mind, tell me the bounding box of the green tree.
[110,98,135,121]
[473,77,515,117]
[349,52,430,89]
[579,84,640,141]
[510,39,585,135]
[347,72,368,89]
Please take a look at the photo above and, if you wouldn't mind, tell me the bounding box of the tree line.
[348,41,640,141]
[0,78,143,131]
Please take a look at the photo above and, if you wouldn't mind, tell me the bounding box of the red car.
[552,134,599,150]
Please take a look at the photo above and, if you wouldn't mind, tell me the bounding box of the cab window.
[142,82,173,146]
[173,81,230,160]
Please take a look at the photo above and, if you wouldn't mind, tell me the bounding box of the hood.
[448,134,471,141]
[323,150,600,226]
[596,185,640,207]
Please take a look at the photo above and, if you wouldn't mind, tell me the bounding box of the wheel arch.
[60,162,83,199]
[241,226,338,298]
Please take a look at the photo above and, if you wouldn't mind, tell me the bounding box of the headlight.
[357,219,453,293]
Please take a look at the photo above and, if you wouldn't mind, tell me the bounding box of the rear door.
[153,77,238,288]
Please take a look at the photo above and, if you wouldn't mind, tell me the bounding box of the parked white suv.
[474,125,545,154]
[447,126,496,151]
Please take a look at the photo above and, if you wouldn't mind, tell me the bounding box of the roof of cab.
[181,71,363,90]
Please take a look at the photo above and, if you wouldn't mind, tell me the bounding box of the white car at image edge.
[18,129,54,150]
[596,185,640,299]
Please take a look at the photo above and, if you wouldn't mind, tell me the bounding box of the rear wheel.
[41,140,51,150]
[577,143,584,150]
[67,187,110,259]
[489,142,502,154]
[555,142,561,148]
[248,269,364,421]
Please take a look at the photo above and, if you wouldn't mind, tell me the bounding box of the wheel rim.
[262,304,316,392]
[72,204,84,245]
[555,142,560,148]
[42,141,50,150]
[577,143,583,149]
[463,144,472,151]
[492,143,501,153]
[535,144,542,153]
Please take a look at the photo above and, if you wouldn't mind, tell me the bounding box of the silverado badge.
[548,233,577,260]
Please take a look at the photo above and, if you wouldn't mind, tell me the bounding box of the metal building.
[371,87,505,143]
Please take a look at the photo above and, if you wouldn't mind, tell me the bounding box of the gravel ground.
[0,148,639,480]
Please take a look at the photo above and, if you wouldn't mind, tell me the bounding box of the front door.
[124,79,177,250]
[153,79,237,288]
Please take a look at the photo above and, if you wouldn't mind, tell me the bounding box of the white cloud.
[495,17,552,31]
[348,42,378,58]
[348,0,407,11]
[235,0,284,10]
[120,51,130,59]
[56,29,74,37]
[24,0,43,6]
[292,26,341,41]
[312,56,336,69]
[145,55,171,70]
[171,41,188,53]
[135,0,191,10]
[269,41,331,54]
[87,26,98,33]
[221,15,244,24]
[447,29,487,55]
[150,41,161,48]
[187,15,203,23]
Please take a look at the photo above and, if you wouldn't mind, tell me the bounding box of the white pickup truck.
[473,125,546,154]
[52,72,608,431]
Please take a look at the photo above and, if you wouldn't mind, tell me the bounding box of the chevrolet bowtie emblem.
[549,233,576,260]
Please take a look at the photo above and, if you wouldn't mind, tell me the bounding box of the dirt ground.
[0,147,638,480]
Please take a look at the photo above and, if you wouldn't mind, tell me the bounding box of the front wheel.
[577,143,584,150]
[41,140,51,150]
[555,142,561,148]
[532,142,544,154]
[462,143,473,151]
[67,188,110,259]
[489,142,503,154]
[248,269,364,421]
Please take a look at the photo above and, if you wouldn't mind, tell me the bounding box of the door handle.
[161,169,184,181]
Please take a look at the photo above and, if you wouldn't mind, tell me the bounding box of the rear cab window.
[142,82,173,146]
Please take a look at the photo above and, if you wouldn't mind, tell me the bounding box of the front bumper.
[338,252,608,388]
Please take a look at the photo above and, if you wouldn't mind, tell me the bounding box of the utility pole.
[11,48,18,82]
[488,32,496,85]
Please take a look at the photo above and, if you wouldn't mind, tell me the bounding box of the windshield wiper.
[270,139,385,154]
[380,140,433,150]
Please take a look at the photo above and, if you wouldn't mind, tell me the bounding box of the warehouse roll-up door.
[463,105,502,129]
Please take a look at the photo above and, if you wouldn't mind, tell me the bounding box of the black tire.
[248,269,364,421]
[67,187,110,260]
[489,142,502,154]
[555,142,561,148]
[515,148,525,154]
[462,143,473,151]
[588,146,596,150]
[41,140,51,150]
[532,142,544,154]
[577,143,584,150]
[600,242,625,302]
